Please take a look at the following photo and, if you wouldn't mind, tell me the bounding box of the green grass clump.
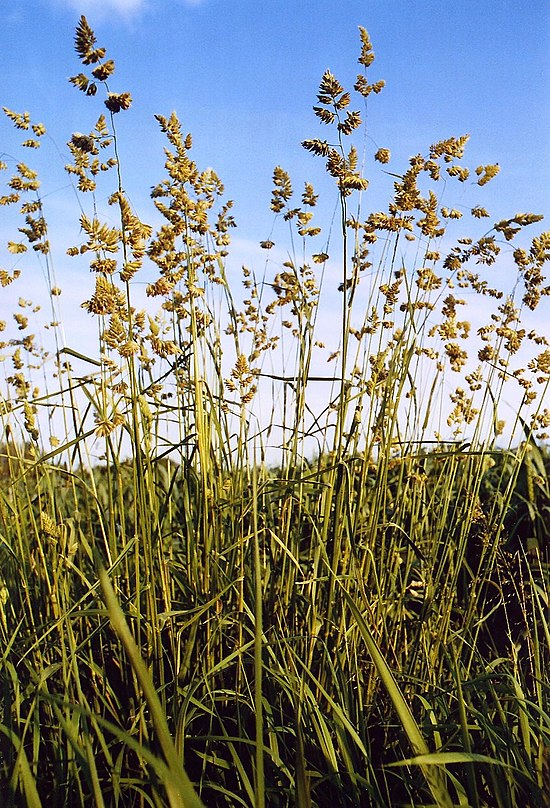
[1,17,549,807]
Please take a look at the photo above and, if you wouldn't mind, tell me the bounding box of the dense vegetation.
[0,18,549,807]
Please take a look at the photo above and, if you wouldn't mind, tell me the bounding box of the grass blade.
[98,565,205,808]
[338,580,454,808]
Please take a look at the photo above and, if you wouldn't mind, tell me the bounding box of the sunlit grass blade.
[337,580,455,808]
[98,565,205,808]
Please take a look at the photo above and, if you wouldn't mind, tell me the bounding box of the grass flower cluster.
[0,18,549,807]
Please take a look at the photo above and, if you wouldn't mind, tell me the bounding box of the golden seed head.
[92,60,116,82]
[3,107,31,130]
[357,27,375,67]
[74,16,106,65]
[104,92,132,114]
[475,163,500,186]
[375,148,391,164]
[40,511,61,539]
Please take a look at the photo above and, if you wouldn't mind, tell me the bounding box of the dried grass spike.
[92,60,116,81]
[358,26,375,67]
[375,148,391,164]
[69,73,90,93]
[105,93,132,114]
[74,16,105,65]
[3,107,30,130]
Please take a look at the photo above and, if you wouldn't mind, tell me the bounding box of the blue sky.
[3,0,549,242]
[1,1,549,449]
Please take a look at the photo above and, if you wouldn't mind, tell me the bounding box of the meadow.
[1,17,549,807]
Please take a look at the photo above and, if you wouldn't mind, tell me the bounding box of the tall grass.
[1,17,549,807]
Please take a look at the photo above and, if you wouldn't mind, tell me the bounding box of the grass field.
[1,18,549,807]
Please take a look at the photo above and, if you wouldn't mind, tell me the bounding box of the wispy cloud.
[54,0,148,20]
[54,0,206,18]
